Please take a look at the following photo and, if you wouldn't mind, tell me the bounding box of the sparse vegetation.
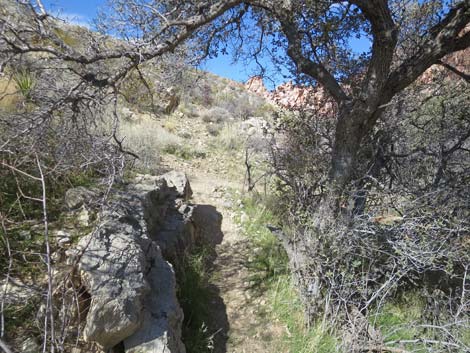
[200,107,233,124]
[13,70,35,99]
[235,195,287,285]
[52,27,80,48]
[211,123,245,152]
[0,0,469,352]
[234,193,340,353]
[176,246,216,353]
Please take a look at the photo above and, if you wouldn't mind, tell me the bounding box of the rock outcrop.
[245,76,333,112]
[68,171,222,353]
[246,48,469,112]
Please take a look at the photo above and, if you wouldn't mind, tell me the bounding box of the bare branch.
[386,1,470,98]
[437,59,470,83]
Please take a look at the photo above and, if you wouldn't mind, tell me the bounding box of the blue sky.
[42,1,370,89]
[43,0,272,84]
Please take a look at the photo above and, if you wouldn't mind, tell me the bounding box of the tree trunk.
[316,101,388,226]
[326,103,371,202]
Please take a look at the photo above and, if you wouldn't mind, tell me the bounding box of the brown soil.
[161,156,285,353]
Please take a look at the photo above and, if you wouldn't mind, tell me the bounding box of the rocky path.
[161,156,284,353]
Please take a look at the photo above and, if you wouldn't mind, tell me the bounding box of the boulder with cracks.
[68,171,222,353]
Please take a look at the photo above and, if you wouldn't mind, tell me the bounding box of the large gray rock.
[64,186,98,210]
[158,171,193,201]
[69,171,223,352]
[73,209,150,349]
[124,245,185,353]
[1,278,38,305]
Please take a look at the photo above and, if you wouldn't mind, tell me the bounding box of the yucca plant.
[13,69,36,100]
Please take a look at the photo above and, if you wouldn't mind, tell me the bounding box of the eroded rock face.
[158,171,193,201]
[71,194,151,349]
[123,244,184,353]
[68,171,222,353]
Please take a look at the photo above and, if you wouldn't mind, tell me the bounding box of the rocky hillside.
[246,48,469,110]
[1,2,469,353]
[0,4,281,351]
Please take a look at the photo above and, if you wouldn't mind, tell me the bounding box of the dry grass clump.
[212,123,246,151]
[179,102,200,118]
[200,107,233,123]
[119,117,182,171]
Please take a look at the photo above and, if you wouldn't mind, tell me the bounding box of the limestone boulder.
[64,186,98,210]
[73,214,149,349]
[124,244,185,353]
[158,171,193,201]
[69,170,223,353]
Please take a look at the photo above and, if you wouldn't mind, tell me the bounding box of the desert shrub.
[118,117,184,171]
[269,75,470,351]
[179,102,200,118]
[205,123,222,136]
[188,81,214,107]
[163,115,178,132]
[13,69,35,99]
[216,89,274,120]
[163,143,206,160]
[200,107,233,123]
[211,123,245,151]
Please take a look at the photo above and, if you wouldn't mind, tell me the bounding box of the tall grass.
[119,116,206,172]
[211,123,246,152]
[270,275,340,353]
[234,193,340,352]
[176,246,216,353]
[13,69,35,99]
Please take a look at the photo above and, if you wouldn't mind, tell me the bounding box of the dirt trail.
[162,156,284,353]
[191,171,283,353]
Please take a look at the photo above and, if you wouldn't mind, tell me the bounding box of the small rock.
[158,171,193,201]
[65,186,96,210]
[223,200,233,209]
[56,230,72,247]
[21,337,40,353]
[51,251,63,262]
[178,131,191,139]
[77,207,90,227]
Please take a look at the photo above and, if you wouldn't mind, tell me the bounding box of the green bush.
[235,194,288,286]
[13,69,35,99]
